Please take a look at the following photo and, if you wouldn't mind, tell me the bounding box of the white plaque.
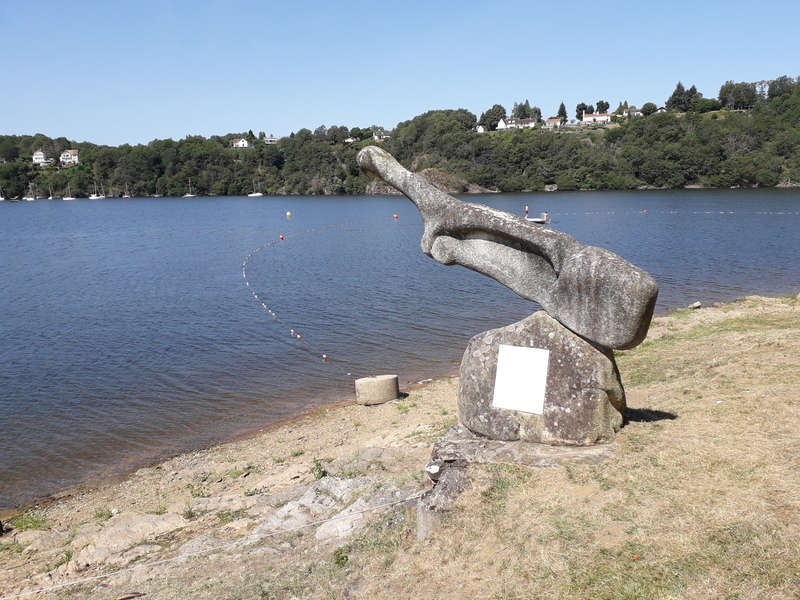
[491,345,549,415]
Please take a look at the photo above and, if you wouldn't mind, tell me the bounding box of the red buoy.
[393,214,398,219]
[322,355,329,360]
[279,235,284,240]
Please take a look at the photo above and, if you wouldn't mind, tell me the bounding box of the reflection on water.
[1,188,798,508]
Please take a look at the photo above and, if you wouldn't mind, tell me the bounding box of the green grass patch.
[10,510,48,532]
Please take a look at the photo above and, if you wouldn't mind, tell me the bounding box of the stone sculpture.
[357,146,658,446]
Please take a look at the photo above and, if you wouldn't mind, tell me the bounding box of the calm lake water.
[1,188,798,509]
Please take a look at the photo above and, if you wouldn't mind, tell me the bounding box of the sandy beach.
[1,295,799,600]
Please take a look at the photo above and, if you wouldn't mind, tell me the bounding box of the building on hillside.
[60,149,80,165]
[264,135,278,145]
[344,137,359,144]
[581,113,613,125]
[496,117,538,131]
[622,108,642,118]
[32,150,49,165]
[372,129,393,141]
[476,124,487,133]
[544,118,563,130]
[231,138,250,148]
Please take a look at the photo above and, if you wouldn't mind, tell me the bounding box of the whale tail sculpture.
[358,145,658,446]
[358,145,657,351]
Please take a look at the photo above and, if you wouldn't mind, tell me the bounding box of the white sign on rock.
[491,345,549,415]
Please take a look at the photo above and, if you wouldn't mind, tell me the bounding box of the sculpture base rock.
[459,311,626,445]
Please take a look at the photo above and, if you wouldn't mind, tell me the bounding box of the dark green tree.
[641,102,658,116]
[479,104,507,131]
[557,101,568,123]
[512,100,533,119]
[575,102,587,121]
[718,81,758,109]
[596,100,610,114]
[768,75,796,99]
[666,82,687,111]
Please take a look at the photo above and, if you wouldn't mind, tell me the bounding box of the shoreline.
[1,295,798,599]
[3,287,796,514]
[0,367,461,518]
[2,284,796,515]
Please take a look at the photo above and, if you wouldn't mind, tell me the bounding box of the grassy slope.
[344,295,800,600]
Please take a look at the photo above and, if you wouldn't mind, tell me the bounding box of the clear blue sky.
[3,0,798,147]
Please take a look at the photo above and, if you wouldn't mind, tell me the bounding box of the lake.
[1,188,798,509]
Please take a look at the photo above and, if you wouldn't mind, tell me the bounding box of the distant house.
[476,124,487,133]
[581,113,613,125]
[231,138,250,148]
[60,149,79,165]
[622,108,642,118]
[264,135,278,145]
[497,117,538,131]
[32,150,49,165]
[372,129,393,141]
[544,118,563,129]
[344,137,358,144]
[656,106,667,113]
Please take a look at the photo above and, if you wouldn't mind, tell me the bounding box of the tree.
[641,102,657,116]
[718,80,758,109]
[666,82,687,111]
[557,102,567,123]
[596,100,610,114]
[575,102,587,121]
[479,104,507,131]
[586,104,595,116]
[768,75,796,99]
[694,98,722,113]
[512,100,533,119]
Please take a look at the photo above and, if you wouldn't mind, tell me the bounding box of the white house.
[60,149,79,165]
[581,113,613,125]
[231,138,250,148]
[497,117,538,131]
[32,150,48,165]
[372,129,392,141]
[622,108,642,118]
[544,118,563,129]
[264,135,278,145]
[476,124,487,133]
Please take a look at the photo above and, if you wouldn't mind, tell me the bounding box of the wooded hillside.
[2,77,798,198]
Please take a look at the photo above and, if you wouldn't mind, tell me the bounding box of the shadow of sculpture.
[626,408,678,423]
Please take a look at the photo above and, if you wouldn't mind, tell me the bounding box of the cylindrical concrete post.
[354,374,400,405]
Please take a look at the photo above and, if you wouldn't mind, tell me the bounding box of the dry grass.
[336,296,800,600]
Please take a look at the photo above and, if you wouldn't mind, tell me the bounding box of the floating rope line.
[538,210,799,217]
[0,492,422,600]
[242,216,398,380]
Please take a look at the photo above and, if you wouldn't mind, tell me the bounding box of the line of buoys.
[242,215,399,377]
[541,210,799,217]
